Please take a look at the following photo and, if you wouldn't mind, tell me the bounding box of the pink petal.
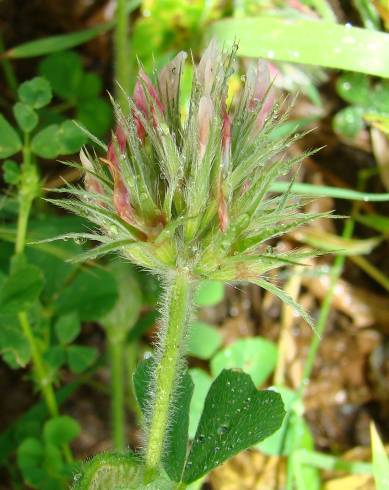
[245,60,275,130]
[113,177,133,224]
[158,51,187,107]
[115,126,126,152]
[196,39,220,95]
[198,95,214,160]
[134,70,164,115]
[133,70,164,141]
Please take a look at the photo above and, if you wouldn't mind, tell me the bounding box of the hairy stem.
[114,0,130,112]
[145,272,193,473]
[109,338,125,451]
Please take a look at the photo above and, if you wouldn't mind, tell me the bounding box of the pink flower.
[105,127,133,224]
[133,70,164,141]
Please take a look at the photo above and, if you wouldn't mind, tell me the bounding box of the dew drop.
[217,424,229,436]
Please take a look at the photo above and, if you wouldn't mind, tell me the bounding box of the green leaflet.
[194,281,224,306]
[0,115,22,159]
[0,258,43,315]
[183,369,285,483]
[53,267,117,321]
[187,321,222,360]
[211,338,278,387]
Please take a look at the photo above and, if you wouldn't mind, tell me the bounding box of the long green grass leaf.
[210,17,389,78]
[4,0,141,58]
[271,182,389,202]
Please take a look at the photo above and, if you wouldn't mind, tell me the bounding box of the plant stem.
[18,311,59,416]
[145,272,192,473]
[109,338,125,451]
[114,0,130,112]
[15,135,73,464]
[15,135,32,254]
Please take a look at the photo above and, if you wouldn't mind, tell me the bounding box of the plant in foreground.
[47,40,329,488]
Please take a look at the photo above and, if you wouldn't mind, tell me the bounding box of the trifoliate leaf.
[39,51,83,100]
[18,77,52,109]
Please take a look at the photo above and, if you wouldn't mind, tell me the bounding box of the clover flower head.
[51,41,329,323]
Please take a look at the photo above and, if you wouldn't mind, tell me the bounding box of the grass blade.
[4,0,140,59]
[271,182,389,202]
[210,17,389,78]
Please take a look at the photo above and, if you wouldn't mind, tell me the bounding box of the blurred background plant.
[1,0,389,489]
